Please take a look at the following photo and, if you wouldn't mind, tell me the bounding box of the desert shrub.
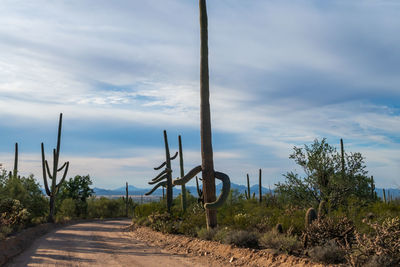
[353,217,400,266]
[147,212,179,234]
[87,197,126,218]
[56,198,76,221]
[308,240,346,264]
[259,230,302,254]
[212,227,231,243]
[0,225,12,240]
[197,227,218,240]
[0,198,30,232]
[303,216,354,249]
[177,202,205,236]
[222,229,259,248]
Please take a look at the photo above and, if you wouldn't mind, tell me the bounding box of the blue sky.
[0,0,399,189]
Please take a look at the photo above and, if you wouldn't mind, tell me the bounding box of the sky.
[0,0,399,189]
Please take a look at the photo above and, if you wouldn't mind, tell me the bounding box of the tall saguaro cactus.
[178,135,187,212]
[9,143,19,179]
[245,174,251,200]
[42,113,70,223]
[340,138,345,180]
[259,169,262,203]
[13,143,18,178]
[174,0,231,229]
[126,182,129,217]
[145,130,178,213]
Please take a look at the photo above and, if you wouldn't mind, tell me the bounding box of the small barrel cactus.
[305,207,317,227]
[318,200,328,220]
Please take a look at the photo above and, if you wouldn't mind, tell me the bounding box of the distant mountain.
[93,182,274,196]
[93,183,400,199]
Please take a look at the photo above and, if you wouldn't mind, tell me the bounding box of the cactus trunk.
[13,143,18,178]
[383,188,386,203]
[126,182,129,217]
[340,138,345,180]
[245,174,250,200]
[163,131,173,213]
[178,135,187,212]
[199,0,217,229]
[259,169,262,203]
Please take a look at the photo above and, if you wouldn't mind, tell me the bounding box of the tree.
[58,175,94,218]
[275,138,374,208]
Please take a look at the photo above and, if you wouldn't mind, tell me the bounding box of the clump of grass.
[223,229,259,248]
[197,227,218,240]
[259,229,302,254]
[308,240,346,264]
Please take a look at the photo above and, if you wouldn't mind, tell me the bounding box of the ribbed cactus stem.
[259,169,262,203]
[305,207,317,227]
[340,138,345,181]
[178,135,187,213]
[245,174,250,200]
[371,175,375,199]
[383,188,386,203]
[13,142,18,178]
[126,182,128,217]
[318,200,328,220]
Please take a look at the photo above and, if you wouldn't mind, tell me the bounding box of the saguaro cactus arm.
[173,165,202,185]
[145,181,167,196]
[55,161,69,189]
[196,176,203,197]
[151,168,171,181]
[41,143,51,196]
[149,174,169,185]
[154,162,166,170]
[170,152,178,160]
[204,171,230,210]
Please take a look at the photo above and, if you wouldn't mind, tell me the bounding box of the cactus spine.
[245,174,251,200]
[173,0,230,229]
[145,130,178,213]
[178,135,187,212]
[42,113,70,223]
[259,169,262,204]
[305,207,317,227]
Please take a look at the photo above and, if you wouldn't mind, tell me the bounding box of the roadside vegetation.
[132,139,400,266]
[0,171,136,240]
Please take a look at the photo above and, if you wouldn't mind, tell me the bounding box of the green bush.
[0,198,30,231]
[197,227,218,240]
[56,198,76,221]
[87,197,127,218]
[259,229,302,254]
[222,230,259,248]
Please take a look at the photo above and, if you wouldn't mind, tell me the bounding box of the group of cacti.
[4,113,69,223]
[145,130,178,213]
[305,200,328,227]
[244,169,263,204]
[145,0,231,229]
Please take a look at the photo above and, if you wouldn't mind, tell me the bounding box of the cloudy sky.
[0,0,399,189]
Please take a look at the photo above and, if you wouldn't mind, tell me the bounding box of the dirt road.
[6,219,218,267]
